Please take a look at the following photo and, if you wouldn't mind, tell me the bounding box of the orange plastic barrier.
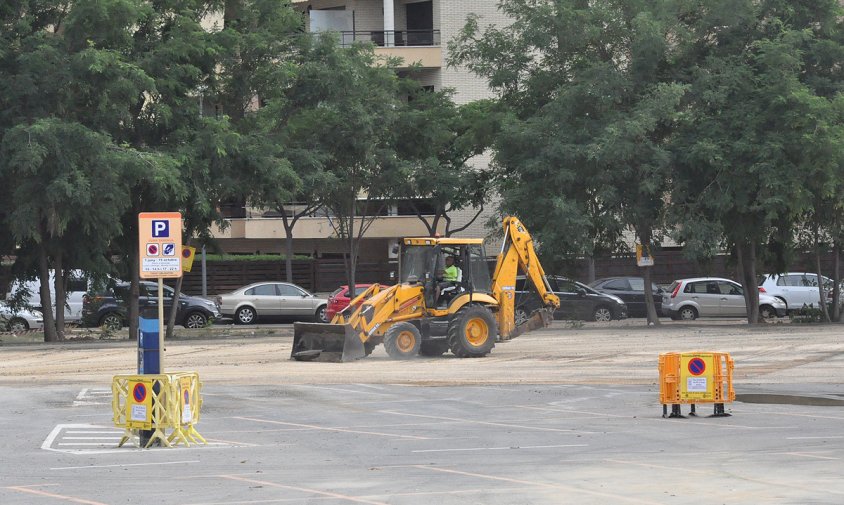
[658,352,735,418]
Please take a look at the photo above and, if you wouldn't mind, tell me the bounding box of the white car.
[758,273,841,313]
[662,277,787,320]
[6,270,91,323]
[0,302,45,333]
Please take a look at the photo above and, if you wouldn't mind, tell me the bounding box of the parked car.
[6,270,92,323]
[589,277,663,318]
[217,282,328,324]
[662,277,787,320]
[0,302,44,333]
[758,272,841,313]
[516,275,627,322]
[83,281,221,329]
[326,284,374,321]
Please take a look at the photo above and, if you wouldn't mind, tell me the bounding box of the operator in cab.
[435,255,461,307]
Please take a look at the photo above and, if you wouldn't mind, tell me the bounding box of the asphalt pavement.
[2,381,843,504]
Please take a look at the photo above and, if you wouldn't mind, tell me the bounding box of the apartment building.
[213,0,505,260]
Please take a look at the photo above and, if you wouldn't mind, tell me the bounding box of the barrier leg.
[689,404,697,417]
[669,405,685,418]
[710,403,731,417]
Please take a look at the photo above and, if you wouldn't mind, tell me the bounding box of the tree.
[450,0,686,323]
[393,91,500,237]
[274,34,407,296]
[0,0,177,340]
[670,1,844,323]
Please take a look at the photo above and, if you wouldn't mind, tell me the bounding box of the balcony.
[340,30,441,69]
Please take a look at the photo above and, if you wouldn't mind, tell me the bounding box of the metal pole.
[158,278,165,372]
[201,245,207,298]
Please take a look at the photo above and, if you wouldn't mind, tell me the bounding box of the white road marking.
[412,443,587,453]
[787,435,844,440]
[51,460,200,471]
[379,410,594,433]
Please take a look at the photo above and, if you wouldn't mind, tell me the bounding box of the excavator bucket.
[501,307,555,342]
[291,322,366,362]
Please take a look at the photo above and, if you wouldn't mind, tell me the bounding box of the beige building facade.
[215,0,506,259]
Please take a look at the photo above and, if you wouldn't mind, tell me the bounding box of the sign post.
[137,213,182,447]
[138,212,183,372]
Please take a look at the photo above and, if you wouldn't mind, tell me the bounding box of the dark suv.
[515,275,628,323]
[83,281,221,329]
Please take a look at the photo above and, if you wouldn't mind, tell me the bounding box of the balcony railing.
[339,30,440,48]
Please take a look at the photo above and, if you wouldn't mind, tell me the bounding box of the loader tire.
[419,340,449,357]
[384,322,421,359]
[448,305,497,358]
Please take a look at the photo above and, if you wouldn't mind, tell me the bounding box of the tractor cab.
[399,238,492,310]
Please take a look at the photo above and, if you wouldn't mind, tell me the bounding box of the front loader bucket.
[291,322,366,362]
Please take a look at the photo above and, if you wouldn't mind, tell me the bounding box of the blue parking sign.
[152,220,169,238]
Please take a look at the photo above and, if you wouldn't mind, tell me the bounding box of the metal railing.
[339,29,440,48]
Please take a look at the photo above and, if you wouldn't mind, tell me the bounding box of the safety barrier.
[112,372,205,448]
[659,352,734,418]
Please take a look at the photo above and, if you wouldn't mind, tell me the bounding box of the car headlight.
[608,295,624,304]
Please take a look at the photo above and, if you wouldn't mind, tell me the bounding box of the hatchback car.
[83,281,221,329]
[0,302,44,333]
[217,282,328,324]
[758,272,840,313]
[589,276,663,318]
[662,277,786,320]
[516,276,627,322]
[326,284,374,321]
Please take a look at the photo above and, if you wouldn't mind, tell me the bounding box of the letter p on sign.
[152,220,169,238]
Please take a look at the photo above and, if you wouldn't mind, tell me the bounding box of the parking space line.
[290,385,394,396]
[51,460,200,471]
[233,417,431,440]
[6,485,109,505]
[379,410,594,433]
[777,452,839,461]
[604,459,712,475]
[412,443,587,453]
[411,466,665,504]
[217,475,390,505]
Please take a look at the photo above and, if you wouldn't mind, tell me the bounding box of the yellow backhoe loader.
[291,216,560,362]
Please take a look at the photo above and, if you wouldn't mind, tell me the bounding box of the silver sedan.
[216,282,328,324]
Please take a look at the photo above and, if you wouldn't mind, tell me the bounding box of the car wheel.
[315,305,328,323]
[759,305,775,320]
[99,313,123,330]
[679,306,698,321]
[183,312,208,329]
[8,317,28,334]
[593,306,613,322]
[235,306,256,325]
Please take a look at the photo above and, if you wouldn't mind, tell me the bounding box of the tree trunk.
[129,249,140,342]
[37,245,58,342]
[833,241,840,323]
[53,255,66,340]
[736,241,760,324]
[815,244,831,322]
[642,265,660,326]
[586,256,596,284]
[166,275,183,339]
[283,215,295,283]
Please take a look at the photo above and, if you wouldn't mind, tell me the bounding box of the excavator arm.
[491,216,560,340]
